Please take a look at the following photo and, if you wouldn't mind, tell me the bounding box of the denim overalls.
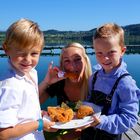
[81,71,130,140]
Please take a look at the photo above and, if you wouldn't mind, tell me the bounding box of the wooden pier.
[122,114,140,140]
[0,45,140,57]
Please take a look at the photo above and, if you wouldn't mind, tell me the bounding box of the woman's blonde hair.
[94,23,125,48]
[60,42,92,100]
[3,18,44,51]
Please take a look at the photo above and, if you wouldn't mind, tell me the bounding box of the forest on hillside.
[0,24,140,46]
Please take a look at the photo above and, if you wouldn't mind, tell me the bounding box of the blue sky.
[0,0,140,31]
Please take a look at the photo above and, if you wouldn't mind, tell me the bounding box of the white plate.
[43,103,101,129]
[43,112,101,129]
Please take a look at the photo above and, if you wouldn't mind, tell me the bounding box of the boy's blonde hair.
[3,18,44,51]
[94,23,125,47]
[60,42,92,100]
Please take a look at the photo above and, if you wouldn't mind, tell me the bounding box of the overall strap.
[106,73,130,103]
[92,71,98,89]
[102,73,130,115]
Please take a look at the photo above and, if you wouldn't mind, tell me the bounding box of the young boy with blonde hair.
[0,18,56,140]
[81,23,140,140]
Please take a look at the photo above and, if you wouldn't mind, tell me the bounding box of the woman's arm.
[39,61,65,104]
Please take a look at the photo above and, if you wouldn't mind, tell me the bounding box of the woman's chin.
[72,77,81,83]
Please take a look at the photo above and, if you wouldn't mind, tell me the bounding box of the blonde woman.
[39,42,92,139]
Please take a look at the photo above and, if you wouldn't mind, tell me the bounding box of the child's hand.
[89,115,100,127]
[75,116,100,132]
[42,110,58,132]
[43,120,58,132]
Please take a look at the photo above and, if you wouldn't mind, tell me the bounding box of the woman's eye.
[76,60,82,64]
[64,60,70,64]
[96,52,102,56]
[75,58,81,62]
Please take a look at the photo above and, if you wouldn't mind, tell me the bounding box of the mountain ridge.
[1,23,140,45]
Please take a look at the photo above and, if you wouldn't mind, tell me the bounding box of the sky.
[0,0,140,31]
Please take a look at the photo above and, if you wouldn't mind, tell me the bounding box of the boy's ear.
[2,43,9,55]
[122,46,126,54]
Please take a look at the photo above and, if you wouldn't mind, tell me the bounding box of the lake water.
[0,53,140,87]
[35,54,140,88]
[0,50,140,110]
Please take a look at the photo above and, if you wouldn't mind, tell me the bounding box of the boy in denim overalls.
[80,23,140,140]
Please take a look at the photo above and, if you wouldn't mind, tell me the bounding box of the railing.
[0,45,140,57]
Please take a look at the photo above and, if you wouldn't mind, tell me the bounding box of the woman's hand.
[39,61,65,103]
[43,61,65,85]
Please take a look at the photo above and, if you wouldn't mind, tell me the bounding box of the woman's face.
[62,47,86,82]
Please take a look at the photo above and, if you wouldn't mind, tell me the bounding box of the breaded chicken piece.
[77,105,94,119]
[48,106,74,123]
[65,72,79,80]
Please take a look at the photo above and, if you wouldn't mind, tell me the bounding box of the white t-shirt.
[0,62,45,140]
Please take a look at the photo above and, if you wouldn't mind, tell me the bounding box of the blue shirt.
[88,60,140,134]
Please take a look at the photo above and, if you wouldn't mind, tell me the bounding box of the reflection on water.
[0,53,140,87]
[35,54,140,88]
[0,53,140,111]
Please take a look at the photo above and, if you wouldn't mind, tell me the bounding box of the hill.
[124,24,140,35]
[1,24,140,45]
[43,24,140,45]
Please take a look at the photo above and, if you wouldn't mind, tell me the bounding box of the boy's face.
[5,45,41,75]
[94,37,126,73]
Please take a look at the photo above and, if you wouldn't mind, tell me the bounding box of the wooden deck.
[0,45,140,57]
[122,114,140,140]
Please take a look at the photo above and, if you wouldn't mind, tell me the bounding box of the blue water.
[0,54,139,87]
[37,53,140,111]
[0,53,140,110]
[35,54,140,87]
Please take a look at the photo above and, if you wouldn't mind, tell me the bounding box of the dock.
[122,114,140,140]
[0,45,140,57]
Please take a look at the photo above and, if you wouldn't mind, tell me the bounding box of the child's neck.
[25,72,36,86]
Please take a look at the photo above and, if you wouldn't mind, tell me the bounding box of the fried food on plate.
[47,106,74,123]
[77,105,94,119]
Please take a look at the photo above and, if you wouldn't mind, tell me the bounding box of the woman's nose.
[68,62,77,70]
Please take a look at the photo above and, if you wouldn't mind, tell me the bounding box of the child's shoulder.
[0,69,22,88]
[118,73,138,90]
